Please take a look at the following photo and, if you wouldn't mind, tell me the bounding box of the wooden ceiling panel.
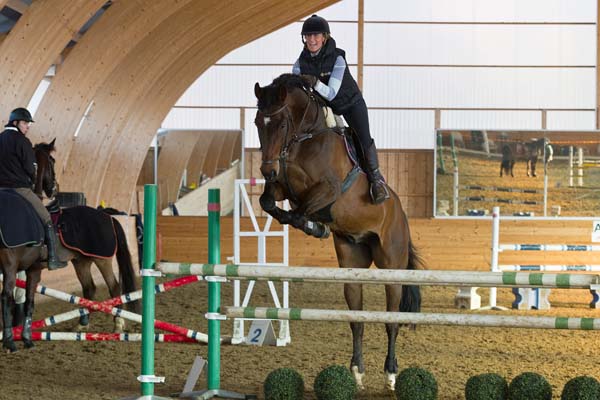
[0,0,339,211]
[97,0,338,211]
[29,0,193,181]
[0,0,106,120]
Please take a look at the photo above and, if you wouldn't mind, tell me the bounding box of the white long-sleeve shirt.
[292,55,346,102]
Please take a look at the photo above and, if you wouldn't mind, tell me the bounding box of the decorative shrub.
[313,365,357,400]
[395,367,438,400]
[263,367,304,400]
[508,372,552,400]
[465,373,508,400]
[561,376,600,400]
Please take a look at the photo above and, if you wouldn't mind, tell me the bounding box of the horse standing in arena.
[499,138,552,178]
[0,140,138,353]
[254,74,421,390]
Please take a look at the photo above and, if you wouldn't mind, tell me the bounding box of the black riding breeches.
[342,98,373,151]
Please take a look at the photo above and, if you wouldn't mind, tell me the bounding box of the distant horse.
[499,138,552,178]
[0,140,138,353]
[254,74,421,390]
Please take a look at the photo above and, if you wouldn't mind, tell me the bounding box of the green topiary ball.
[395,367,438,400]
[313,365,357,400]
[465,373,508,400]
[561,376,600,400]
[263,367,304,400]
[508,372,552,400]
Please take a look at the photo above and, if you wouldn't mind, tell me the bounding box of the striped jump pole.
[225,306,600,331]
[156,262,600,289]
[2,331,198,343]
[489,208,600,310]
[7,276,208,342]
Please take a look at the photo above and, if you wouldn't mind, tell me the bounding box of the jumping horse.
[254,74,421,390]
[0,140,138,353]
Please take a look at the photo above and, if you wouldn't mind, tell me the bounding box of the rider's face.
[16,120,31,135]
[304,33,326,53]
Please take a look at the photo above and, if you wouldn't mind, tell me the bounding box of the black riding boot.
[364,141,390,204]
[45,222,67,270]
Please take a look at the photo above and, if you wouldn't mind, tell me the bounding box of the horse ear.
[278,85,287,103]
[254,82,262,99]
[49,138,56,148]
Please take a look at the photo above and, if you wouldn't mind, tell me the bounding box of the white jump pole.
[479,207,508,311]
[569,146,574,187]
[453,166,459,216]
[578,147,584,187]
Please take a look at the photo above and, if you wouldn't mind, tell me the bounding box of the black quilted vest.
[298,38,362,114]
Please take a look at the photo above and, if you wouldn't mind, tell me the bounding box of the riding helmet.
[9,107,34,123]
[301,14,330,35]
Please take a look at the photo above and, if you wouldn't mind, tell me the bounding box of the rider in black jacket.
[293,15,390,204]
[0,108,66,269]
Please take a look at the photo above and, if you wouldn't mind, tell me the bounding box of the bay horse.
[254,74,421,390]
[0,140,138,353]
[499,138,552,178]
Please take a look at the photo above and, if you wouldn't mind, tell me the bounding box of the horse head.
[254,73,321,182]
[33,138,58,199]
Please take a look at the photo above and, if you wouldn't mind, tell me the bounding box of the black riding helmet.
[9,107,34,123]
[301,14,330,35]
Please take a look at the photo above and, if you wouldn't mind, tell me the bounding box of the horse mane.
[257,73,325,110]
[33,142,54,154]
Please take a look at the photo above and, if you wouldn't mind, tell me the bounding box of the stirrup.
[370,181,389,204]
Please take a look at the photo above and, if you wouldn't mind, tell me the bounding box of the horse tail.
[400,239,422,313]
[113,218,140,314]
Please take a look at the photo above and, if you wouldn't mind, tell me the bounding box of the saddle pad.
[58,206,117,258]
[0,189,44,248]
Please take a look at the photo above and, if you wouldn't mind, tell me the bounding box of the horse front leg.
[259,187,329,239]
[1,274,17,353]
[22,265,42,349]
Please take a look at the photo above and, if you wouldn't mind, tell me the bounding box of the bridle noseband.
[260,87,322,166]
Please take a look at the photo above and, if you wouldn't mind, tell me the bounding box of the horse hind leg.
[383,284,402,390]
[334,233,372,390]
[22,265,42,349]
[94,258,126,333]
[1,274,17,353]
[72,258,95,330]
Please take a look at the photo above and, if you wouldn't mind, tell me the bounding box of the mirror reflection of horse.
[0,140,138,353]
[254,74,421,390]
[500,138,552,178]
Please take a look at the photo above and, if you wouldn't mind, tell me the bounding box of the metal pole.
[141,184,160,396]
[207,189,221,390]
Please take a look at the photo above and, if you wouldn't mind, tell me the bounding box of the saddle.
[0,189,44,248]
[54,206,117,258]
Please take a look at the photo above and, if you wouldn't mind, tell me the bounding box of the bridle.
[260,86,325,167]
[34,148,58,199]
[259,86,328,203]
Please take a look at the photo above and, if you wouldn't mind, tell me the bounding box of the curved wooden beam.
[94,0,338,210]
[156,130,200,210]
[185,132,216,186]
[0,0,105,120]
[29,0,193,180]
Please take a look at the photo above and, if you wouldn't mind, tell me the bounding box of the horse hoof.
[23,340,35,349]
[76,324,89,332]
[385,372,396,391]
[351,366,365,390]
[3,343,17,353]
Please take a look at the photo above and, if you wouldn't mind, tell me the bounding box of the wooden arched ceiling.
[3,0,339,212]
[29,0,194,177]
[0,0,106,120]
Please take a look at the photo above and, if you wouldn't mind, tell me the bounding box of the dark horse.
[0,140,138,353]
[500,138,552,178]
[254,74,421,390]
